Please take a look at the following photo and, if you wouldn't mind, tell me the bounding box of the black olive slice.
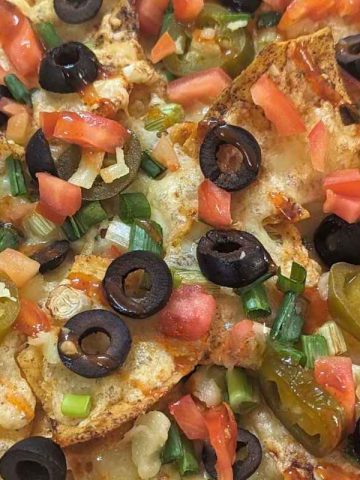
[54,0,103,24]
[57,132,142,200]
[351,418,360,459]
[0,436,66,480]
[200,123,261,192]
[39,42,99,94]
[220,0,261,13]
[25,129,58,180]
[58,309,132,378]
[314,214,360,267]
[197,229,274,288]
[202,429,262,480]
[336,35,360,81]
[31,240,71,273]
[103,251,173,319]
[339,103,360,126]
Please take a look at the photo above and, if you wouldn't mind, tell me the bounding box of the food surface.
[1,0,360,480]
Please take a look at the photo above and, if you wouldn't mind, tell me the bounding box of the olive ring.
[200,123,261,192]
[197,229,274,288]
[58,310,132,378]
[54,0,103,24]
[103,251,173,319]
[26,129,58,179]
[31,240,71,273]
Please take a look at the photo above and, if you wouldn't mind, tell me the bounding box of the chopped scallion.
[316,321,347,356]
[61,394,92,418]
[23,211,57,238]
[62,217,83,242]
[270,340,305,366]
[271,292,304,343]
[36,22,62,49]
[301,334,329,369]
[144,103,184,132]
[162,422,183,464]
[62,202,107,241]
[239,283,271,319]
[6,155,27,196]
[177,436,199,476]
[226,368,259,414]
[277,262,307,294]
[4,74,32,106]
[234,269,275,295]
[257,11,282,29]
[0,224,21,252]
[214,12,251,24]
[129,220,163,256]
[140,151,167,179]
[105,218,130,249]
[171,268,219,293]
[119,193,151,225]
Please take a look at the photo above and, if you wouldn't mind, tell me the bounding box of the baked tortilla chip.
[17,255,206,447]
[206,28,360,286]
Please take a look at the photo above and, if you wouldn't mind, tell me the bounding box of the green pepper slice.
[162,4,254,78]
[57,132,142,201]
[328,262,360,341]
[259,344,345,457]
[0,272,20,337]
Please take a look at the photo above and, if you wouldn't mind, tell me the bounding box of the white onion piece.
[68,150,104,189]
[100,147,129,184]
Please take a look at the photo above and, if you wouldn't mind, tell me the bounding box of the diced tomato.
[37,173,82,218]
[36,201,66,225]
[173,0,204,22]
[41,111,129,153]
[198,179,232,228]
[263,0,292,10]
[15,298,51,337]
[251,74,305,136]
[0,249,39,288]
[0,0,42,80]
[167,68,231,106]
[0,197,35,227]
[324,169,360,198]
[0,97,29,117]
[102,245,123,259]
[169,394,208,440]
[309,120,328,172]
[136,0,169,36]
[323,189,360,224]
[203,403,237,480]
[150,32,176,64]
[337,0,360,16]
[227,320,262,367]
[158,285,216,341]
[303,287,329,334]
[315,356,356,432]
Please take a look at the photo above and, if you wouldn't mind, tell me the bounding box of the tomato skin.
[167,68,231,106]
[37,173,82,218]
[173,0,204,22]
[315,356,356,433]
[0,0,42,80]
[36,201,66,225]
[324,169,360,197]
[41,111,129,153]
[203,403,237,480]
[198,180,232,228]
[251,74,305,136]
[15,298,51,337]
[169,394,208,440]
[0,249,39,288]
[323,189,360,224]
[303,287,329,334]
[136,0,169,36]
[309,120,328,172]
[158,285,216,341]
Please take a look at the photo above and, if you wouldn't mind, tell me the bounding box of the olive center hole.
[235,444,249,462]
[54,47,80,68]
[124,269,151,298]
[214,241,240,254]
[16,461,49,480]
[81,331,111,355]
[217,144,244,173]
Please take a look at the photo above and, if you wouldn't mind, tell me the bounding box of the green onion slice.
[240,283,271,319]
[234,270,276,295]
[316,321,347,356]
[277,262,307,294]
[177,436,199,476]
[301,334,329,369]
[144,103,184,132]
[6,156,27,196]
[271,291,304,343]
[23,211,57,239]
[162,422,183,464]
[129,220,163,256]
[36,22,62,49]
[61,394,92,418]
[270,340,305,366]
[257,11,282,29]
[4,74,32,106]
[140,151,167,179]
[62,202,107,241]
[226,368,259,414]
[0,224,21,252]
[119,193,151,225]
